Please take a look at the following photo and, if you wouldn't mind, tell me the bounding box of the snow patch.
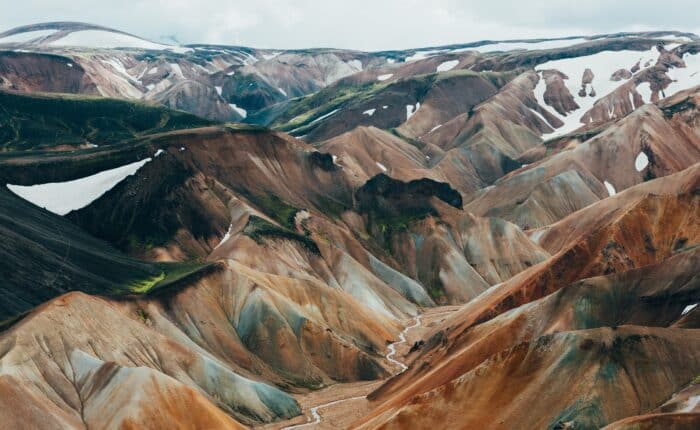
[147,67,158,75]
[154,149,165,157]
[229,104,247,118]
[7,158,152,215]
[405,49,443,62]
[363,108,376,116]
[406,102,420,121]
[457,38,588,53]
[430,124,443,133]
[534,48,662,138]
[436,60,459,72]
[278,87,287,96]
[604,180,616,196]
[347,59,363,71]
[215,86,223,96]
[634,152,649,172]
[169,63,184,78]
[666,52,700,98]
[214,223,234,250]
[682,303,697,316]
[377,73,393,81]
[50,30,183,51]
[680,395,700,412]
[261,52,281,60]
[309,108,340,125]
[376,162,388,172]
[637,82,653,103]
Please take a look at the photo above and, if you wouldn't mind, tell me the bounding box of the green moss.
[240,192,299,230]
[135,307,150,323]
[127,272,166,293]
[244,215,320,255]
[122,261,212,295]
[0,90,214,151]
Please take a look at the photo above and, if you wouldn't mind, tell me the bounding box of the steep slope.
[0,90,213,151]
[358,246,700,429]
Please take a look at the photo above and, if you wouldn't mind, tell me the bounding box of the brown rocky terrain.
[0,22,699,429]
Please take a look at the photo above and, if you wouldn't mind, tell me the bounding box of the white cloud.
[1,0,698,50]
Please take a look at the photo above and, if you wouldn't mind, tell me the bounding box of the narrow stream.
[281,315,422,429]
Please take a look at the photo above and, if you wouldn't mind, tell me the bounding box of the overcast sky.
[2,0,699,51]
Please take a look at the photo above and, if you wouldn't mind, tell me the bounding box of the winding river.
[282,315,422,429]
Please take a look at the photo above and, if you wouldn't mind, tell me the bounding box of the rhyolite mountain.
[0,21,699,430]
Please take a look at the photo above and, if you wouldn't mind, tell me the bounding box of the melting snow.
[376,162,388,172]
[534,48,662,138]
[7,158,152,215]
[169,63,184,78]
[377,73,393,81]
[436,60,459,72]
[405,49,443,62]
[214,223,234,249]
[309,108,340,125]
[682,304,697,316]
[229,103,247,118]
[666,52,700,97]
[604,180,616,196]
[406,103,420,120]
[529,108,553,127]
[348,59,363,71]
[49,30,182,51]
[455,38,588,53]
[634,152,649,171]
[681,395,700,412]
[363,108,376,116]
[637,82,653,103]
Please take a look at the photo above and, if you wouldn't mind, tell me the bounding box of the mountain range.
[0,21,699,429]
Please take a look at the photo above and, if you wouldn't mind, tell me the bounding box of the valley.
[0,19,698,430]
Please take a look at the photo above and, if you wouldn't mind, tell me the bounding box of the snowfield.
[666,52,700,97]
[7,158,152,216]
[377,74,393,81]
[534,48,661,138]
[0,29,58,44]
[48,29,190,52]
[455,38,588,53]
[436,60,459,72]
